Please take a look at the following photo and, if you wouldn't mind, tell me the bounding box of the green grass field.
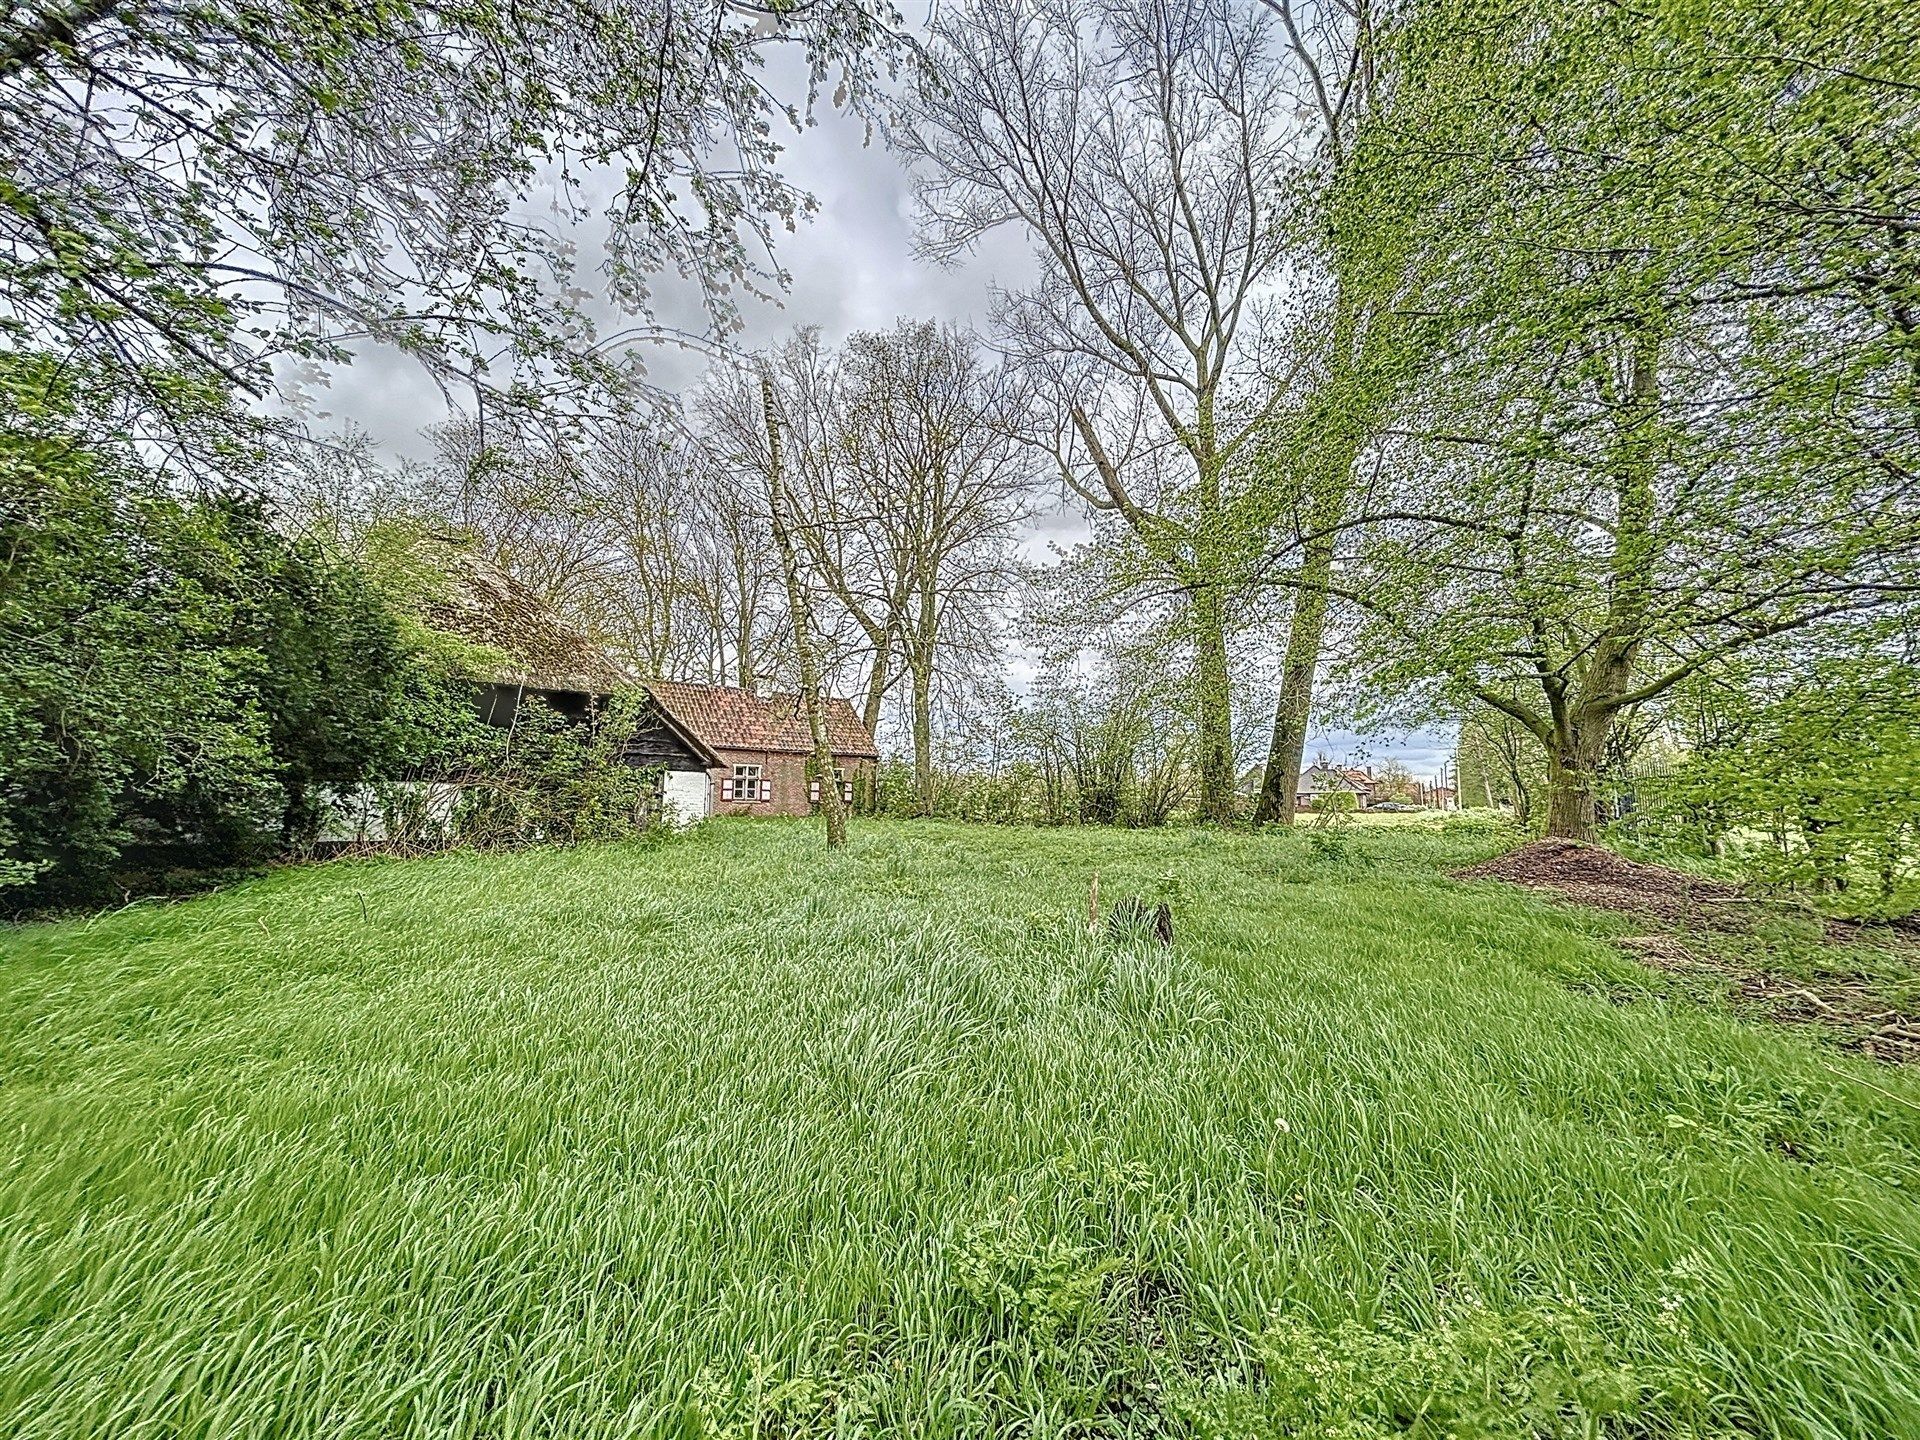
[3,820,1918,1438]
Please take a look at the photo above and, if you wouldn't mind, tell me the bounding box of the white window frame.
[809,765,854,805]
[722,763,768,803]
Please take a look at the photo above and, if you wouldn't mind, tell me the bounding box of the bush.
[1624,659,1920,918]
[442,692,663,851]
[1,359,431,909]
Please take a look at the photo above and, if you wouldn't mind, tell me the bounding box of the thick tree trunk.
[1253,267,1365,825]
[1253,530,1335,824]
[1542,717,1611,842]
[910,654,934,816]
[1191,584,1235,824]
[860,658,887,738]
[908,586,938,815]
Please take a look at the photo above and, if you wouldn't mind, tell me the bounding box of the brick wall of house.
[708,750,874,818]
[710,750,808,817]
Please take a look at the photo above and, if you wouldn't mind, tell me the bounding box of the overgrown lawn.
[3,820,1917,1437]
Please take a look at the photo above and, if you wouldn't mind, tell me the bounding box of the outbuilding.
[421,549,881,822]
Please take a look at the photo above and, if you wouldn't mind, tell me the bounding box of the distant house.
[649,681,878,820]
[329,544,877,833]
[1296,763,1371,812]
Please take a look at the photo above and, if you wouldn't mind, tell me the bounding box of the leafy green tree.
[1329,0,1920,840]
[0,0,905,450]
[1,357,430,906]
[1632,656,1920,914]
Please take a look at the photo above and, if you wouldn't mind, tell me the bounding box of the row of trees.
[362,319,1027,820]
[1327,0,1920,842]
[6,0,1917,885]
[1,358,429,905]
[3,0,936,884]
[886,0,1918,843]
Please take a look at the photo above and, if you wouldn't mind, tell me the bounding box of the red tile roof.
[647,681,879,760]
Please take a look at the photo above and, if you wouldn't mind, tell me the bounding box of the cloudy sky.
[295,55,1455,781]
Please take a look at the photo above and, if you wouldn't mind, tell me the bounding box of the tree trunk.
[1542,326,1659,844]
[734,601,756,695]
[1191,583,1235,823]
[761,372,847,849]
[1253,530,1335,824]
[1542,717,1611,842]
[910,653,934,817]
[909,586,937,816]
[860,656,888,738]
[1253,269,1365,826]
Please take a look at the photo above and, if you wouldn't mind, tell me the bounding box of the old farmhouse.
[647,681,877,820]
[387,543,877,826]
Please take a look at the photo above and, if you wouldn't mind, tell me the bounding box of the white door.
[660,768,711,826]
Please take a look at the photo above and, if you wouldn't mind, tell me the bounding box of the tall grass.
[2,820,1916,1437]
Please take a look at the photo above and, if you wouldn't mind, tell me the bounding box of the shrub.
[1,359,432,909]
[1625,659,1920,918]
[442,692,664,851]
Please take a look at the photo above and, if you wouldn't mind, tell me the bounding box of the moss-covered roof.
[418,543,632,696]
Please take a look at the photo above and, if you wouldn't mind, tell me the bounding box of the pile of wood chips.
[1457,839,1920,1065]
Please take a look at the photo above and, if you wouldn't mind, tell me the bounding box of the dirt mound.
[1462,840,1920,1065]
[1454,839,1743,928]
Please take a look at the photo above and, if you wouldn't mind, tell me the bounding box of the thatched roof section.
[419,544,632,695]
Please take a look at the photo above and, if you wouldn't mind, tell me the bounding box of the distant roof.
[1299,764,1366,795]
[419,543,632,695]
[648,680,879,759]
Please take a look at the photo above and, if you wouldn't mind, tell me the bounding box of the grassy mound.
[3,820,1917,1437]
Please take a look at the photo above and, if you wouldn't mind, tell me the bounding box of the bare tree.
[747,330,905,722]
[580,423,715,681]
[682,452,793,693]
[897,0,1301,822]
[415,416,617,612]
[836,322,1029,813]
[696,360,841,695]
[407,403,792,688]
[761,372,850,849]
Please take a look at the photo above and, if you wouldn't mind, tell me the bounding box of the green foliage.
[862,658,1197,829]
[1332,0,1920,837]
[0,357,429,908]
[1177,1299,1692,1438]
[1,0,905,451]
[1311,790,1360,825]
[436,692,665,852]
[1628,659,1920,916]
